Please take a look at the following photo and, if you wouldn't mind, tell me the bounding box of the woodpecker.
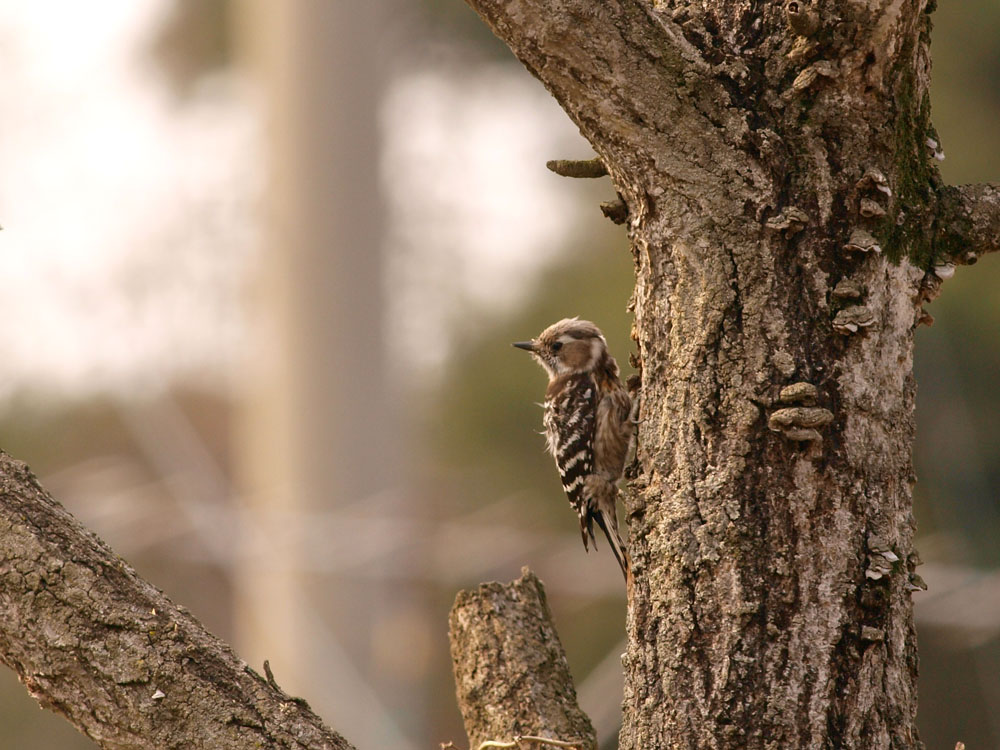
[513,318,633,581]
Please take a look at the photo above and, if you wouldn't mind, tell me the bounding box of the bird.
[513,318,634,581]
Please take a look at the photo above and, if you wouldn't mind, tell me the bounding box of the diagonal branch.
[0,452,354,750]
[448,569,597,750]
[934,183,1000,264]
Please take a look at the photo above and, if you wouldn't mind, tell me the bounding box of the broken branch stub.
[448,569,597,750]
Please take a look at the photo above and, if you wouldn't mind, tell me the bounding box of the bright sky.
[0,0,591,400]
[0,0,257,399]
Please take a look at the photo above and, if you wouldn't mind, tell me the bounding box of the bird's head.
[513,318,610,379]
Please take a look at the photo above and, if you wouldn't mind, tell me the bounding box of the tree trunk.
[458,1,1000,747]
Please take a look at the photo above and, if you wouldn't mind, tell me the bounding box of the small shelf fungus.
[865,534,899,581]
[832,279,863,300]
[925,136,945,162]
[859,198,887,219]
[785,0,820,37]
[833,305,876,334]
[856,167,893,198]
[768,405,834,442]
[850,165,893,224]
[778,381,819,405]
[843,228,881,255]
[933,263,955,280]
[860,626,885,643]
[905,548,927,591]
[788,60,838,98]
[765,206,810,236]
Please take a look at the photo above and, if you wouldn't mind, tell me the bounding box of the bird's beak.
[512,341,536,352]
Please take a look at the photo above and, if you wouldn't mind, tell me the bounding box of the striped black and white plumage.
[513,318,634,581]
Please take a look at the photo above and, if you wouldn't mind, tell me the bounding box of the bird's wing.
[543,374,598,541]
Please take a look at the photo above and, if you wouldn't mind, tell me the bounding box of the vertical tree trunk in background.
[236,3,414,747]
[456,1,998,747]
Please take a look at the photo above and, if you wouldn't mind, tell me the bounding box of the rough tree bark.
[0,452,353,750]
[455,1,1000,748]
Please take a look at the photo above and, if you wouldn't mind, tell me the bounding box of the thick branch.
[0,452,354,750]
[448,569,596,750]
[935,183,1000,263]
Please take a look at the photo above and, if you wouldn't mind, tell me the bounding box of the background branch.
[448,569,597,750]
[0,451,354,750]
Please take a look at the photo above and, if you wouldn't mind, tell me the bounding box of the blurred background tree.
[0,0,996,748]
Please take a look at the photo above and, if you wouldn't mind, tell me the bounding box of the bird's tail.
[583,477,631,583]
[594,502,631,583]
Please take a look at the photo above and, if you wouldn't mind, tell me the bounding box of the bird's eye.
[551,341,563,352]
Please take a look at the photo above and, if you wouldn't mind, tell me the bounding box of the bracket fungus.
[859,197,887,218]
[865,534,900,581]
[833,305,876,334]
[778,381,819,405]
[768,405,834,442]
[933,263,955,280]
[925,136,945,161]
[832,279,864,300]
[843,228,881,255]
[856,167,892,198]
[765,206,810,236]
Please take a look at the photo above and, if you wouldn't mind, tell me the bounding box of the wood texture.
[0,452,354,750]
[448,569,596,750]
